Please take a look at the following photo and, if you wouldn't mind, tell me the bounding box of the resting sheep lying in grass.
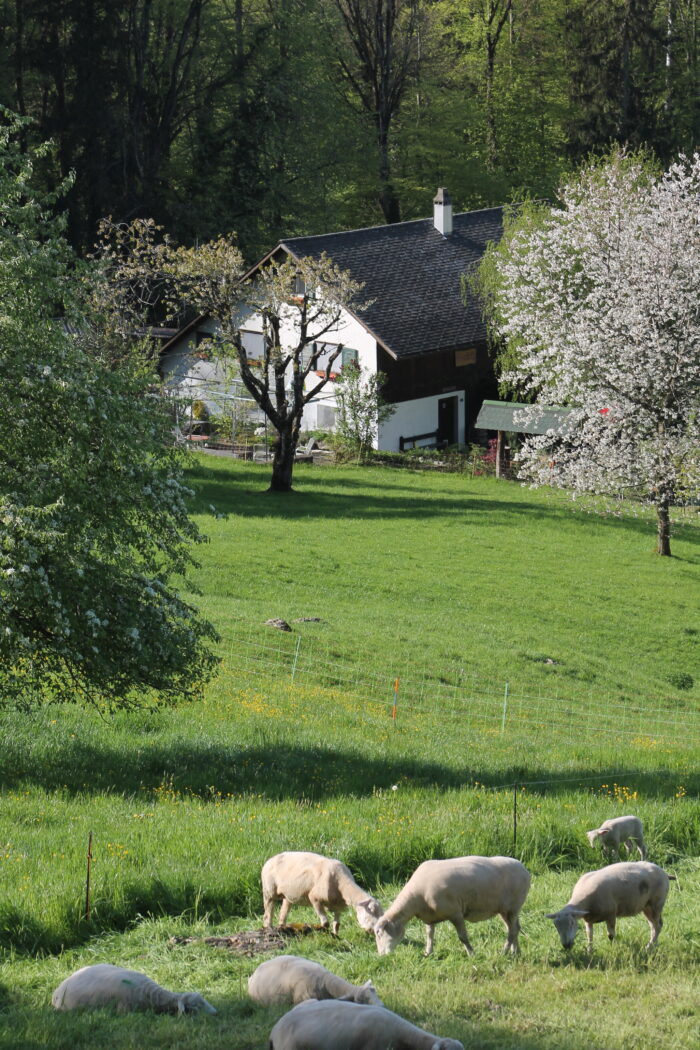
[262,851,383,935]
[546,861,674,950]
[268,998,464,1050]
[248,955,383,1007]
[586,815,647,861]
[51,963,217,1015]
[372,855,531,956]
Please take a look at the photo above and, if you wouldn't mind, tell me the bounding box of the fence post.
[501,681,509,734]
[291,636,302,683]
[512,784,518,856]
[84,831,93,922]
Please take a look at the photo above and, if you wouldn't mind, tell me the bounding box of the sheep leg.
[331,909,342,936]
[637,840,647,861]
[606,917,616,941]
[643,906,662,948]
[500,912,521,954]
[308,895,330,930]
[450,915,475,956]
[584,921,595,952]
[424,924,436,956]
[263,895,277,928]
[277,897,292,926]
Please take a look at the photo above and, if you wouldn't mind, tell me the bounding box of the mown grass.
[0,458,698,1049]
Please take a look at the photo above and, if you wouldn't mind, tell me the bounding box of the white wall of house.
[159,307,469,454]
[378,391,466,451]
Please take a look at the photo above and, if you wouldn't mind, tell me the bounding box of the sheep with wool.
[373,855,531,956]
[268,998,464,1050]
[547,861,673,950]
[248,954,383,1007]
[262,851,383,935]
[586,815,646,860]
[51,963,217,1015]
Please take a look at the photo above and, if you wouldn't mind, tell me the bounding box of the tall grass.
[0,459,698,1049]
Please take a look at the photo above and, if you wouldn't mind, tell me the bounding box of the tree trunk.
[268,429,298,492]
[656,499,672,556]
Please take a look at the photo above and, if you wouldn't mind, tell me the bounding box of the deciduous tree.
[159,234,364,491]
[479,151,700,556]
[0,118,218,710]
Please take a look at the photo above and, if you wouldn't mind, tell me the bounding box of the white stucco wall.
[378,391,466,452]
[159,307,468,454]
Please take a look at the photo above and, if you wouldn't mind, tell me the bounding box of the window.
[241,330,265,362]
[341,347,359,369]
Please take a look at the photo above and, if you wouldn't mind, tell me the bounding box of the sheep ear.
[599,828,611,836]
[545,912,561,919]
[570,908,588,917]
[356,898,373,910]
[362,980,375,989]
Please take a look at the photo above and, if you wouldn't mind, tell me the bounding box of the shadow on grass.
[185,459,700,553]
[3,736,698,801]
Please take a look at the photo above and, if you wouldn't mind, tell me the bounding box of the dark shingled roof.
[281,206,503,360]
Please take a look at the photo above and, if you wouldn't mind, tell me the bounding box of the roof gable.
[281,206,503,360]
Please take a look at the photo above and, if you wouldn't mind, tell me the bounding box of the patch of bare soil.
[168,924,327,957]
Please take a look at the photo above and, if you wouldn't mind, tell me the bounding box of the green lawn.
[0,457,698,1049]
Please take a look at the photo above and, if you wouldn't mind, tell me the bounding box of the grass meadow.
[0,456,698,1049]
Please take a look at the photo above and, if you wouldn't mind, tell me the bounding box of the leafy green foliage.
[0,117,218,710]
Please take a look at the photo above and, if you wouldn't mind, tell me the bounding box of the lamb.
[248,955,383,1007]
[586,815,646,860]
[51,963,217,1015]
[372,855,531,957]
[546,861,674,950]
[262,851,384,935]
[268,998,464,1050]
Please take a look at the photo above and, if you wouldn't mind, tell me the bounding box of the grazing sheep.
[373,855,531,957]
[248,955,383,1007]
[586,815,647,860]
[262,851,383,935]
[268,998,464,1050]
[51,963,217,1015]
[546,861,674,950]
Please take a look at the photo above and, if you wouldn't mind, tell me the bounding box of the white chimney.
[433,187,453,236]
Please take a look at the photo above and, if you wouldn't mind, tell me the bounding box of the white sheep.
[248,954,383,1007]
[546,861,674,950]
[373,855,531,957]
[268,998,464,1050]
[262,851,383,935]
[51,963,217,1015]
[586,814,646,860]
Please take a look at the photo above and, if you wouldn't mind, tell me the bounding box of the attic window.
[455,348,477,366]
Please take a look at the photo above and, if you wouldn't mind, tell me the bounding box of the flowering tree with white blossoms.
[0,116,218,710]
[480,151,700,556]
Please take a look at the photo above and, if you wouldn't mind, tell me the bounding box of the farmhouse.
[159,191,503,452]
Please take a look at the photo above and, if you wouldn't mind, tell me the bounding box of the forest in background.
[1,0,699,262]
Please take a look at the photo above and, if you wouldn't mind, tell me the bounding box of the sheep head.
[355,896,384,932]
[546,907,587,949]
[177,992,217,1015]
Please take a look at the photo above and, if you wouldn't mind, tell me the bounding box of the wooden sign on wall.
[455,348,477,366]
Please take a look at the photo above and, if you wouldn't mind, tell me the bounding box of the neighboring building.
[159,190,503,452]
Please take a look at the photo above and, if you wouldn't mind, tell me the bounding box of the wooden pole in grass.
[84,831,93,922]
[392,678,399,721]
[512,785,518,856]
